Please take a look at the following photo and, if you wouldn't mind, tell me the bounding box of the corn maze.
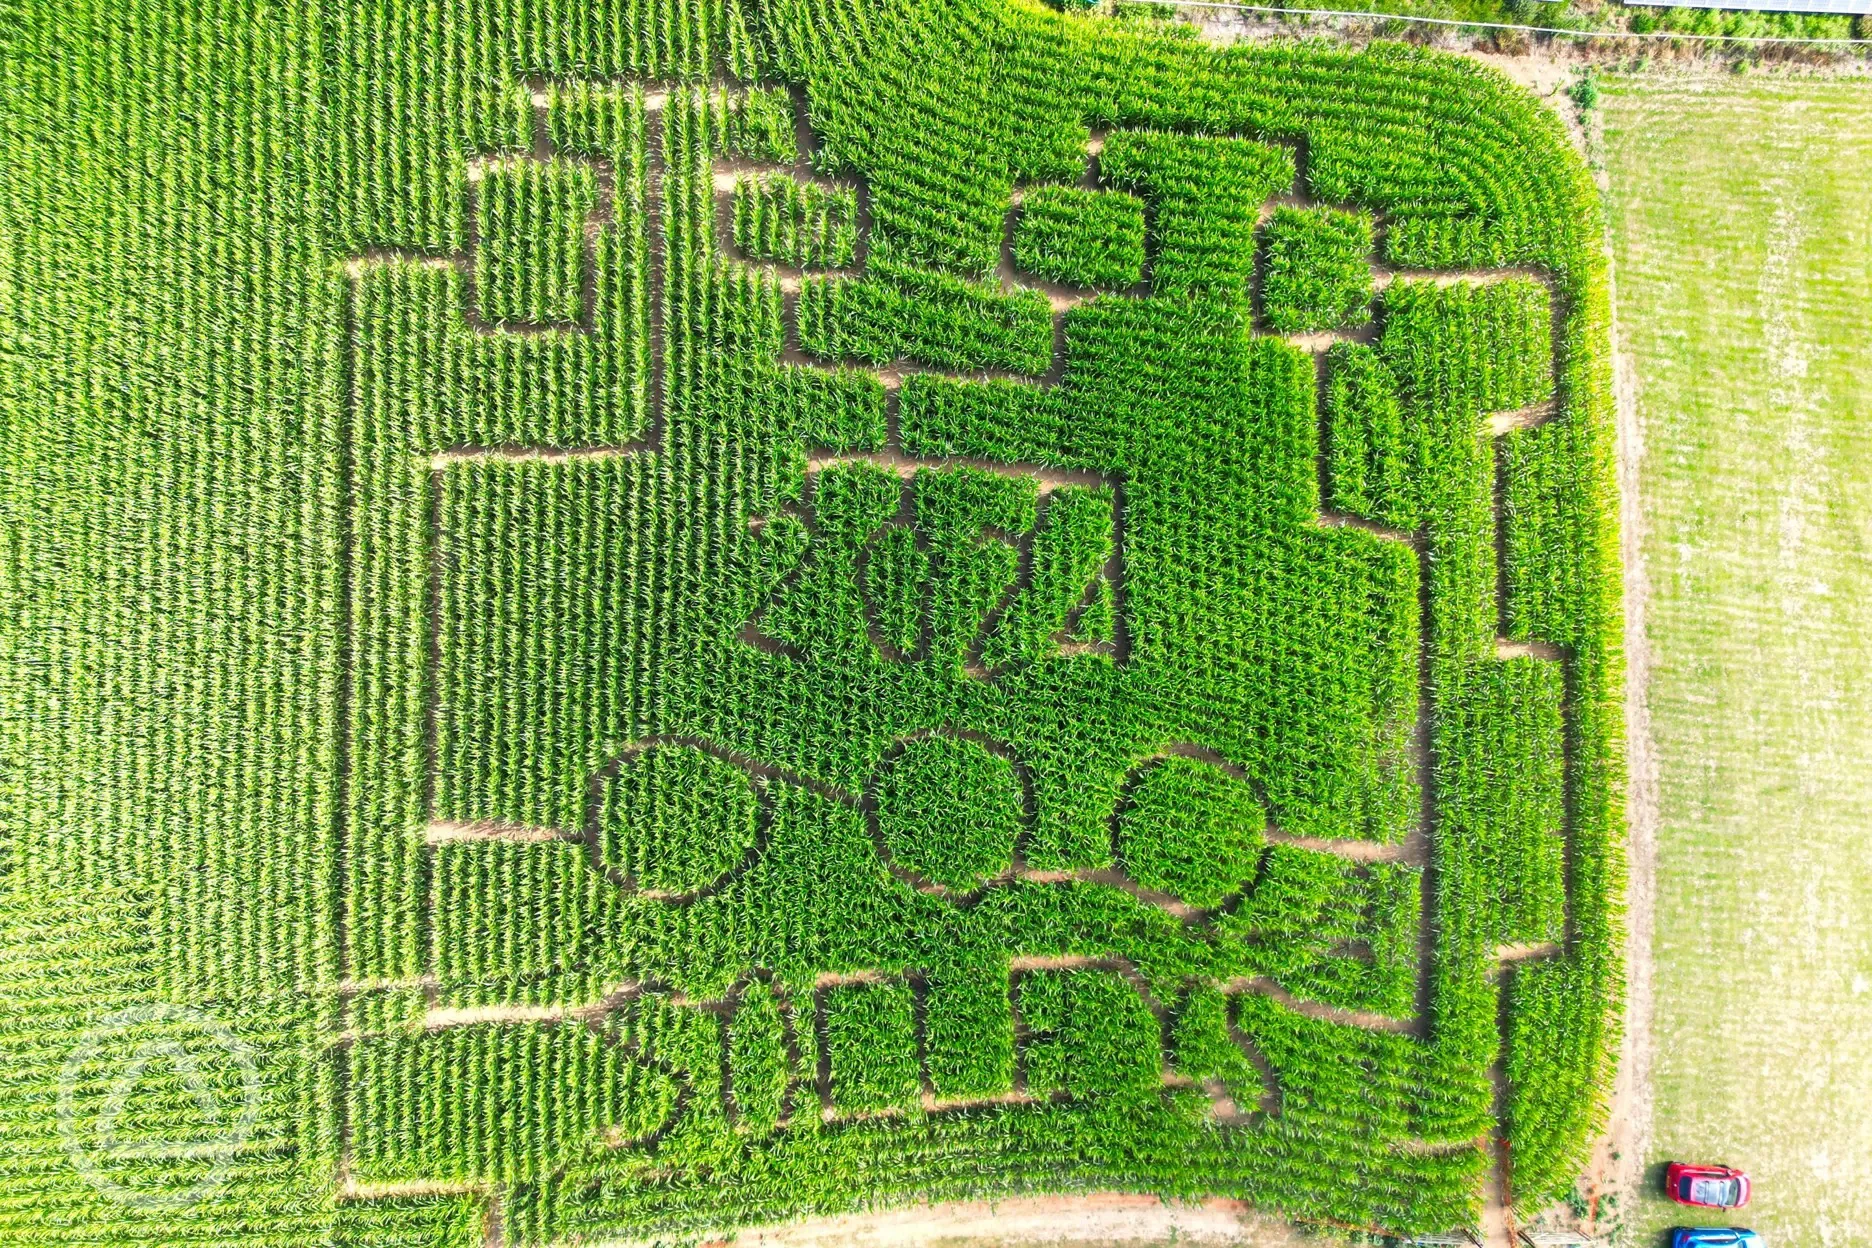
[0,0,1624,1243]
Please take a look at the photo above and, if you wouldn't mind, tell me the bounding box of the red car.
[1666,1162,1752,1209]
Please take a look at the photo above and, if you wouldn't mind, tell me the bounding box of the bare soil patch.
[703,1194,1337,1248]
[1575,253,1662,1239]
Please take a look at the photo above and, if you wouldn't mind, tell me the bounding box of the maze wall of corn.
[0,0,1624,1240]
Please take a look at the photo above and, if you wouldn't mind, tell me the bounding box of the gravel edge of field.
[691,1195,1341,1248]
[1588,218,1661,1239]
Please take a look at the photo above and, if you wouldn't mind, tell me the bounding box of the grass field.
[1603,78,1872,1246]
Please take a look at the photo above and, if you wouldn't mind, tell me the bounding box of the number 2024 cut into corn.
[0,0,1625,1242]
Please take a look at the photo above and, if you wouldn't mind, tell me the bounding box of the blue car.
[1672,1230,1764,1248]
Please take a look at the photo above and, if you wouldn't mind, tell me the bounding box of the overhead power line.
[1119,0,1872,45]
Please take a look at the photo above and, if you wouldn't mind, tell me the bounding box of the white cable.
[1119,0,1872,45]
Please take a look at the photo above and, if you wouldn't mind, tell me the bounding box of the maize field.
[0,0,1624,1242]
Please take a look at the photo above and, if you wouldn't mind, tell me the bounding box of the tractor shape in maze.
[336,78,1572,1205]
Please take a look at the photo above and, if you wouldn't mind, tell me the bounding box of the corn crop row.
[2,0,1621,1240]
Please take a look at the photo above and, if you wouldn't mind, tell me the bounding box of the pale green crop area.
[1604,78,1872,1245]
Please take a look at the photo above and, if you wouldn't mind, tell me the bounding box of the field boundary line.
[1128,0,1872,44]
[1594,218,1662,1232]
